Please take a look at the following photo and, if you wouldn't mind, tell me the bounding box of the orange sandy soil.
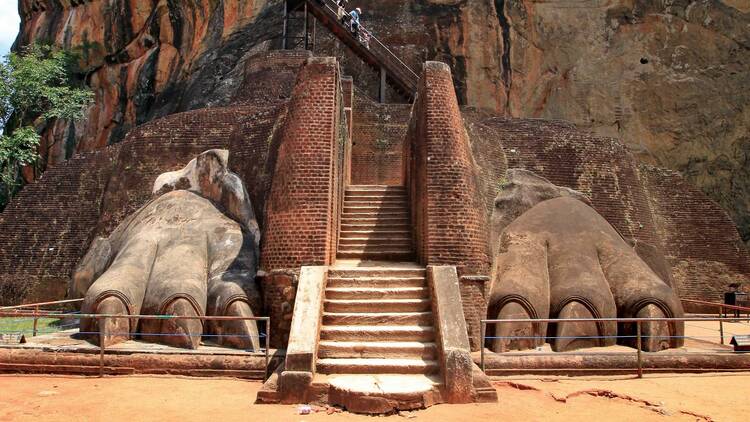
[1,373,748,421]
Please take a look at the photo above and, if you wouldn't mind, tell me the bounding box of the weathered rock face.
[17,0,284,165]
[16,0,750,243]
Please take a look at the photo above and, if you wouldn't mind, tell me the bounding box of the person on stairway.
[350,7,362,37]
[335,0,348,21]
[360,28,371,49]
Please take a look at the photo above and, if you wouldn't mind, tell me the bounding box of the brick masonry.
[1,50,748,353]
[641,164,750,309]
[350,92,411,185]
[260,56,347,271]
[406,62,491,276]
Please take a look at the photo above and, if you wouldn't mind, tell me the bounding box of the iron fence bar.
[99,330,105,377]
[720,305,725,345]
[636,321,643,378]
[482,316,750,323]
[0,312,270,321]
[32,305,39,337]
[265,319,271,381]
[682,298,750,313]
[480,320,486,372]
[0,298,84,311]
[310,0,419,83]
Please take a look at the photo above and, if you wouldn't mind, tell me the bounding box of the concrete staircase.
[317,266,439,377]
[338,185,413,261]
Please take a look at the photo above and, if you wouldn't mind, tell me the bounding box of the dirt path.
[0,373,747,421]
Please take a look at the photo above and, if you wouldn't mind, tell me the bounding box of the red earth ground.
[0,373,747,421]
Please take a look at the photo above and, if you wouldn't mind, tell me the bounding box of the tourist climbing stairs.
[337,185,413,261]
[298,0,419,99]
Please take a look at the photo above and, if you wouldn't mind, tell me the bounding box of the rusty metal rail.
[480,315,750,378]
[0,311,272,379]
[303,0,419,100]
[682,299,750,345]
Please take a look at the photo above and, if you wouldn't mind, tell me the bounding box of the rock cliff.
[15,0,750,245]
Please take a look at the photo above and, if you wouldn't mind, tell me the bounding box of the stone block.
[279,370,313,404]
[427,265,476,404]
[285,266,327,372]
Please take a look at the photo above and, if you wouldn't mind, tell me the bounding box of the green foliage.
[0,44,92,207]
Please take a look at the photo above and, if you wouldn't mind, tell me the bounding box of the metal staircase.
[283,0,419,102]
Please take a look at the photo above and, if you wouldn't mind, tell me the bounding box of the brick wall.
[641,164,750,308]
[350,92,411,185]
[407,62,491,276]
[0,104,286,304]
[464,113,674,285]
[232,50,312,106]
[260,57,346,271]
[0,148,115,302]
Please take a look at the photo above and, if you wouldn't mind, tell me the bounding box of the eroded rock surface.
[18,0,749,244]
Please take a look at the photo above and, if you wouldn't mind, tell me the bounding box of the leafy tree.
[0,44,92,209]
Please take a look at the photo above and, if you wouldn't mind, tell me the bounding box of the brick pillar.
[261,57,343,271]
[341,76,354,186]
[408,61,491,276]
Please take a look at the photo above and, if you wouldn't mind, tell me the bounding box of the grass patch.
[0,317,76,335]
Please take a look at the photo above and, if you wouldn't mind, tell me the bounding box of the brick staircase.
[337,185,413,261]
[317,266,439,378]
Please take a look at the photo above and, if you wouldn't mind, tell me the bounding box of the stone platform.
[0,330,277,379]
[476,320,750,376]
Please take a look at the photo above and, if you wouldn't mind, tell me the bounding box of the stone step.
[317,358,439,375]
[341,212,409,219]
[337,242,413,251]
[325,287,429,300]
[336,250,414,260]
[320,326,435,342]
[344,191,409,201]
[339,230,411,238]
[324,298,430,313]
[323,311,433,326]
[326,276,426,288]
[344,204,408,210]
[336,247,413,253]
[338,237,411,245]
[328,268,425,278]
[340,223,410,231]
[345,200,408,207]
[337,245,413,254]
[346,185,406,192]
[318,341,438,359]
[340,219,409,226]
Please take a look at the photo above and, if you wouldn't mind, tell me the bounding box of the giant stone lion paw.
[70,150,263,350]
[487,170,685,353]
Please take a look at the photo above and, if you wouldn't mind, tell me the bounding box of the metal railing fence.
[0,308,271,379]
[480,315,750,378]
[310,0,420,91]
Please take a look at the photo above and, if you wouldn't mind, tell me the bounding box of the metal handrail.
[1,311,272,379]
[480,315,750,378]
[0,298,83,311]
[309,0,419,89]
[682,298,750,313]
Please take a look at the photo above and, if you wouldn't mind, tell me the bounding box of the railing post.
[32,305,39,337]
[480,321,486,373]
[99,317,105,378]
[636,321,643,379]
[719,305,725,345]
[264,318,270,381]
